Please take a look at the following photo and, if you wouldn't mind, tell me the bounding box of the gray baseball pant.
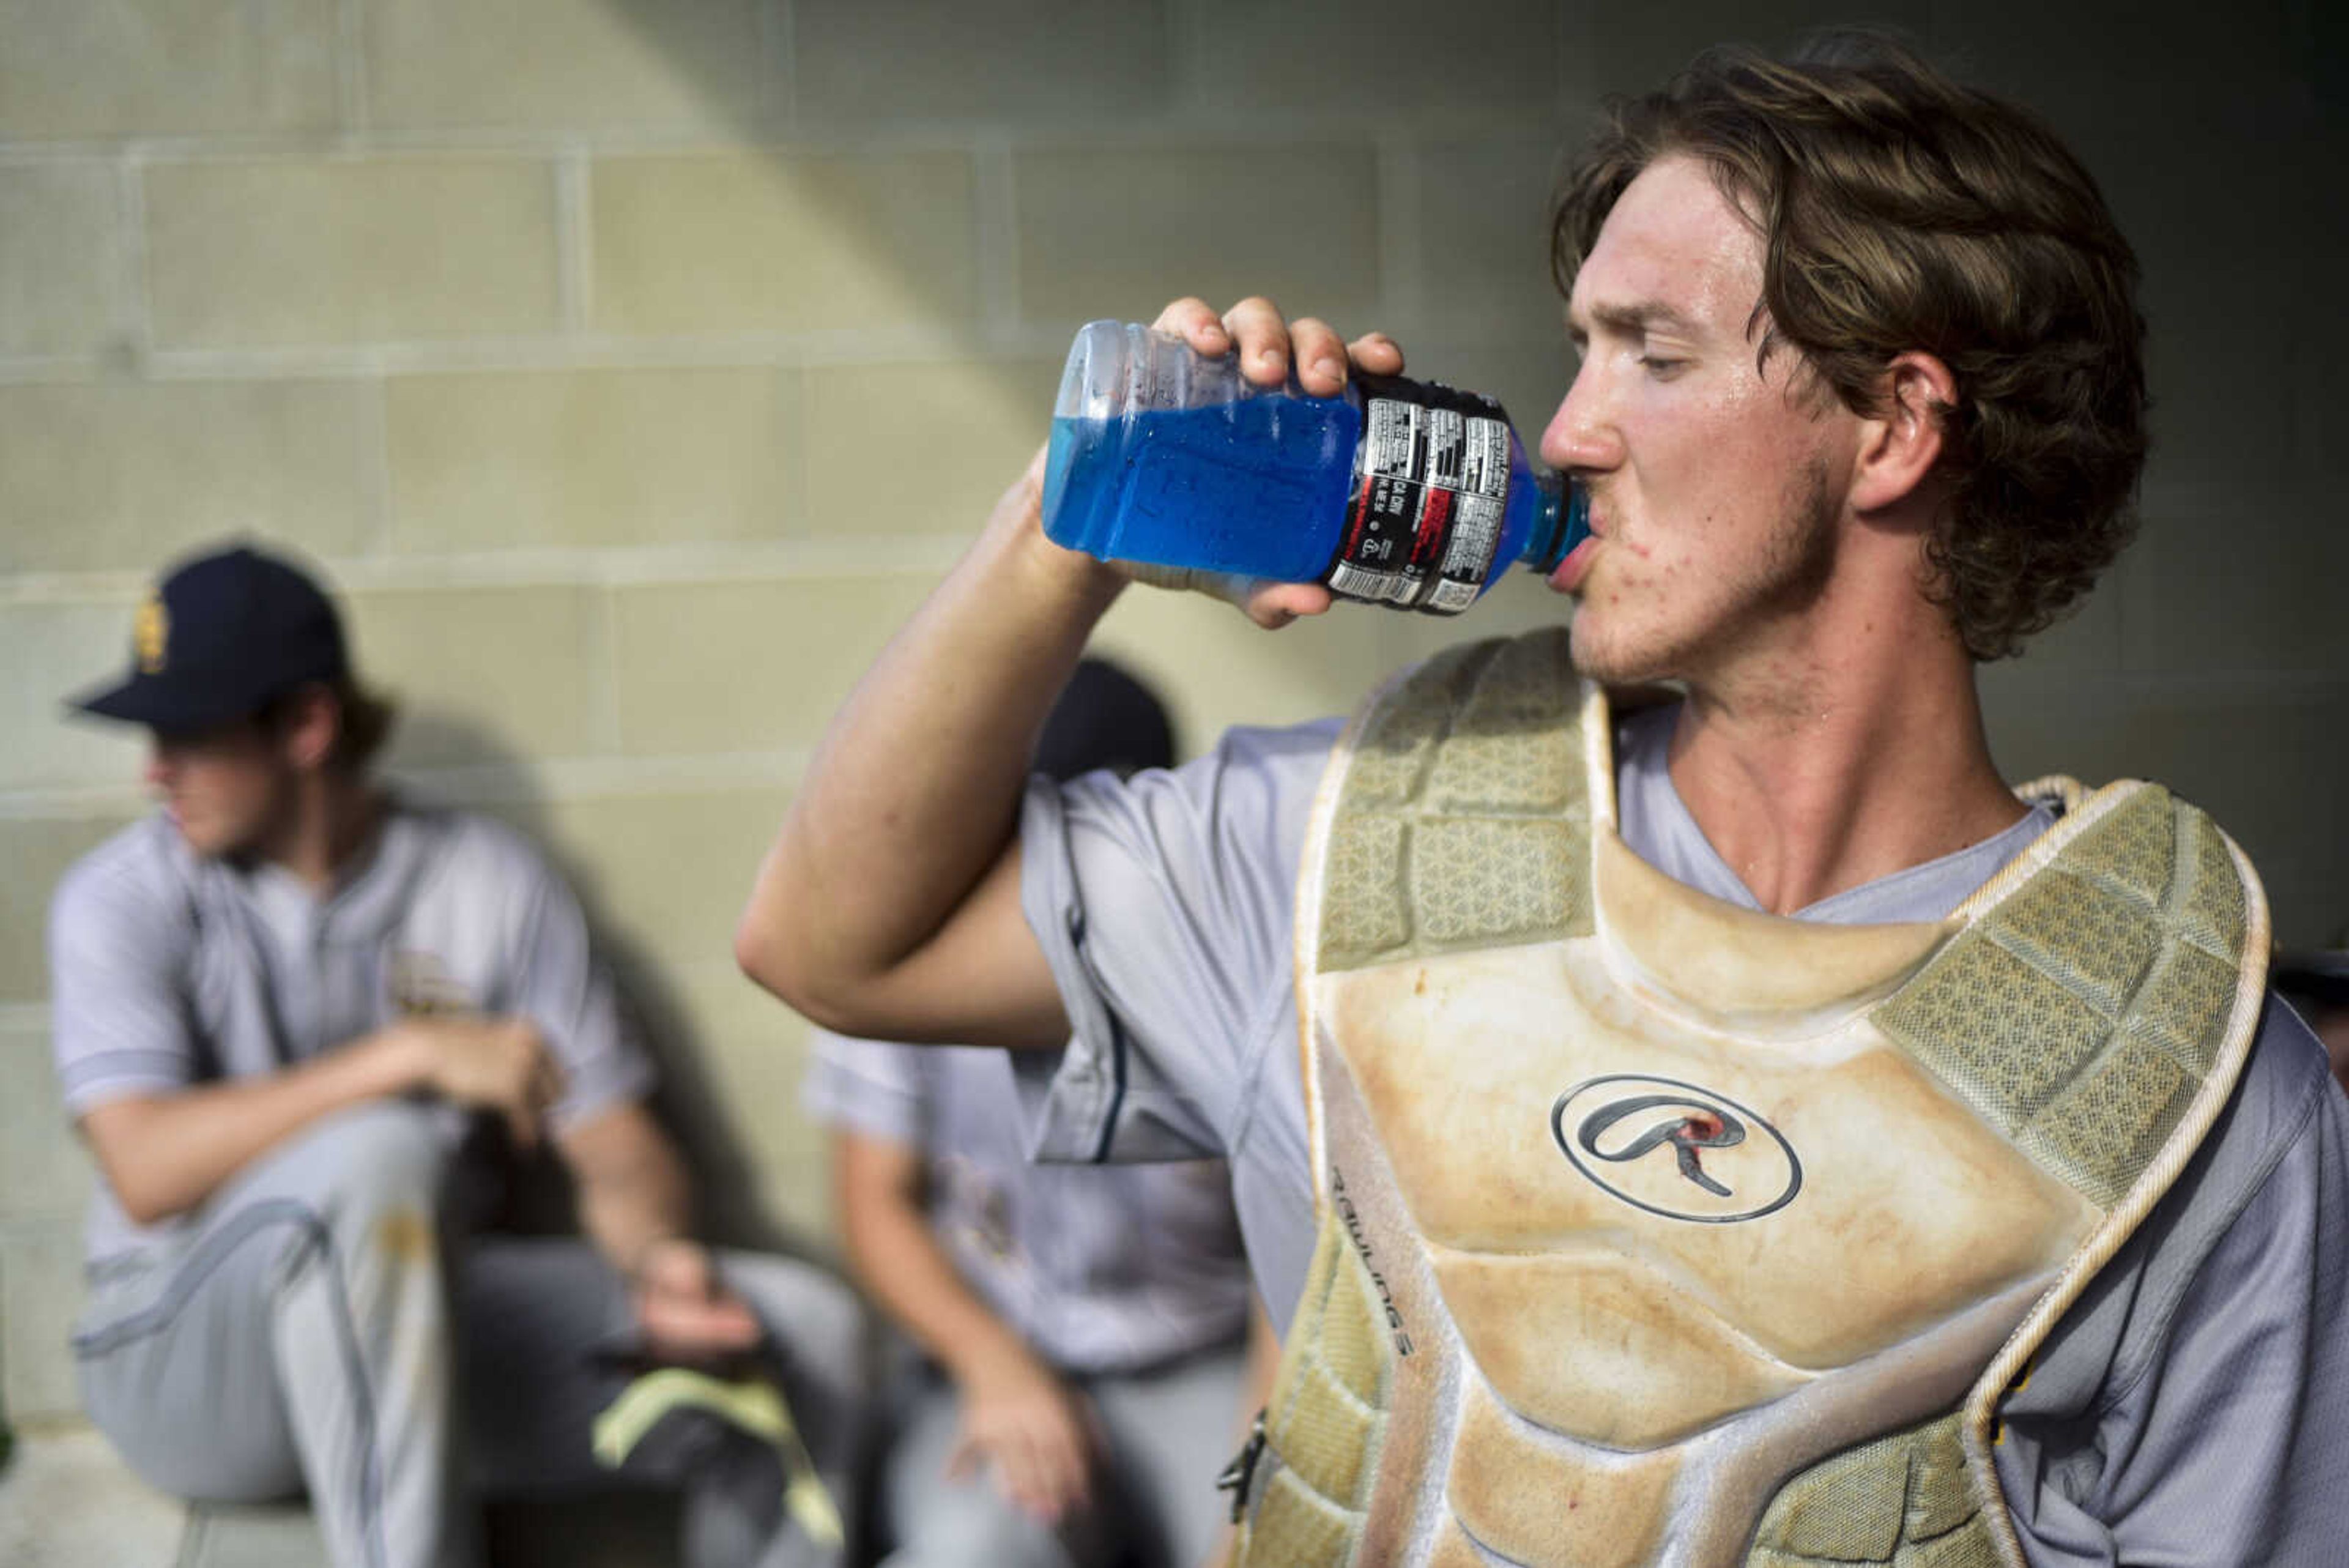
[72,1101,864,1568]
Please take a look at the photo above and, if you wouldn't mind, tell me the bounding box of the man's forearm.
[841,1150,1034,1383]
[562,1101,697,1279]
[737,456,1121,1046]
[77,1027,426,1226]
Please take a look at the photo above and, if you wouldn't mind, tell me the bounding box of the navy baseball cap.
[1032,658,1177,782]
[2274,949,2349,1009]
[69,544,351,735]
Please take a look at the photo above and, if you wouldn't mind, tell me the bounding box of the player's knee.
[302,1102,455,1240]
[725,1254,862,1351]
[904,1492,1074,1568]
[723,1254,871,1413]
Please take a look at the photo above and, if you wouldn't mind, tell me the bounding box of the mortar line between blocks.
[0,338,1128,385]
[0,356,102,384]
[0,539,978,605]
[1164,1,1193,107]
[974,135,1022,346]
[593,583,626,756]
[0,106,1562,165]
[765,0,797,133]
[0,751,814,821]
[106,329,1080,381]
[335,0,369,137]
[788,362,813,544]
[360,372,395,555]
[557,150,593,335]
[115,155,153,366]
[1376,132,1422,338]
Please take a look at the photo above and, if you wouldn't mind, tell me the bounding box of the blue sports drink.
[1042,321,1587,615]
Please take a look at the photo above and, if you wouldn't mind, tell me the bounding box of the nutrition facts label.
[1325,376,1514,614]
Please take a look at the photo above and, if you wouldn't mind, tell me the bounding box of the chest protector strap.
[1233,629,2268,1568]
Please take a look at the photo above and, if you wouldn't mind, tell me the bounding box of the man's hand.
[631,1235,764,1363]
[1150,293,1405,401]
[399,1014,564,1150]
[1017,294,1411,630]
[946,1340,1100,1525]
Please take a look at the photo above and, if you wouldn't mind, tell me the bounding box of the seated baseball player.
[804,661,1269,1568]
[50,541,861,1568]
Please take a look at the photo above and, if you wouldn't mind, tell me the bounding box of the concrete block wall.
[1,0,2340,1428]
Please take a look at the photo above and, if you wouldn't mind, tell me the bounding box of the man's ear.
[1850,352,1955,515]
[279,683,342,772]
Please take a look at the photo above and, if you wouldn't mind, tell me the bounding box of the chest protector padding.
[1233,629,2268,1568]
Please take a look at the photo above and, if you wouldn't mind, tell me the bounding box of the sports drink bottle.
[1042,320,1589,615]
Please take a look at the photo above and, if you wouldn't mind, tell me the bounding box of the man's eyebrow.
[1567,301,1698,343]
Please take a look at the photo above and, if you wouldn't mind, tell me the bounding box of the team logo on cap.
[1551,1074,1802,1224]
[134,592,169,674]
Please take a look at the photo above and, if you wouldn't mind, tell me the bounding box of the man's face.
[1540,154,1861,688]
[144,718,294,860]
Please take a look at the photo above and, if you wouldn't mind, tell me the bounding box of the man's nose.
[1540,362,1621,474]
[144,740,176,790]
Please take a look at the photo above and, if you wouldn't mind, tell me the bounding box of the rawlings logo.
[1551,1074,1803,1224]
[1331,1164,1412,1356]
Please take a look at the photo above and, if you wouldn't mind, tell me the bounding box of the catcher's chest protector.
[1231,630,2268,1568]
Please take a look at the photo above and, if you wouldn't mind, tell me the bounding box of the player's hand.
[1139,296,1409,626]
[1012,295,1409,630]
[945,1340,1100,1525]
[631,1236,765,1362]
[400,1014,564,1150]
[1151,293,1405,401]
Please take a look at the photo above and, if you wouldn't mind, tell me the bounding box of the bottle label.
[1326,376,1513,614]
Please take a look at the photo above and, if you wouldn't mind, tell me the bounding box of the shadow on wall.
[392,708,817,1263]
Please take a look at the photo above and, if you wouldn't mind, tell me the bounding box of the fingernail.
[1315,356,1343,381]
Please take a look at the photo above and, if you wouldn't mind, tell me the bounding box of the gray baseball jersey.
[1015,700,2349,1565]
[48,800,655,1266]
[803,1030,1252,1375]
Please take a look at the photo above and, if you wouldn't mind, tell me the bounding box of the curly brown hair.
[258,675,399,774]
[1551,34,2147,661]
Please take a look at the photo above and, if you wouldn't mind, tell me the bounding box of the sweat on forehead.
[1564,158,1774,359]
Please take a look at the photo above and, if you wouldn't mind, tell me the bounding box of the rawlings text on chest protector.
[1230,630,2268,1568]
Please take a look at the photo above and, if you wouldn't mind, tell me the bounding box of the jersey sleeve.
[47,833,201,1115]
[493,829,656,1129]
[1014,717,1339,1167]
[800,1028,930,1148]
[1994,997,2349,1565]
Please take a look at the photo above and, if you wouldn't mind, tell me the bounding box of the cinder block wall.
[1,2,2339,1424]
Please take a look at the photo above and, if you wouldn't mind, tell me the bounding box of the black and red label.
[1324,376,1512,615]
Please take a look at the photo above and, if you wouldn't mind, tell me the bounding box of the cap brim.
[67,671,260,735]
